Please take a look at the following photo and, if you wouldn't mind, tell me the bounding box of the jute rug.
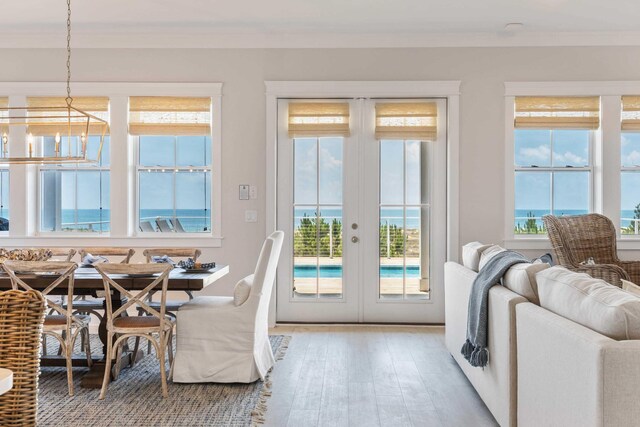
[37,335,290,427]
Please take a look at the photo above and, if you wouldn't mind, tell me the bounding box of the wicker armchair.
[543,214,640,287]
[0,290,46,427]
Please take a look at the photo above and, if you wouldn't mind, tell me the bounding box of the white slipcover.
[172,231,284,383]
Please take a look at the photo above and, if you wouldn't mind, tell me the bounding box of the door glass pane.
[0,170,8,227]
[379,140,429,301]
[293,137,343,299]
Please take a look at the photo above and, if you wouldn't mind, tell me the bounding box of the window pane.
[293,207,318,298]
[139,136,175,167]
[622,172,640,235]
[514,130,551,167]
[514,172,550,234]
[41,135,110,167]
[318,137,343,205]
[621,132,640,167]
[139,171,173,231]
[177,136,211,167]
[552,172,589,216]
[552,130,589,167]
[380,140,404,205]
[0,170,8,229]
[293,138,317,205]
[40,170,109,232]
[176,171,211,232]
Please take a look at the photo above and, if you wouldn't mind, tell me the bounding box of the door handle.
[351,223,358,230]
[351,236,359,243]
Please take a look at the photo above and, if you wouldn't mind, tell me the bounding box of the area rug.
[37,335,290,427]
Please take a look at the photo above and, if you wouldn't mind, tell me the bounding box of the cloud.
[554,151,587,166]
[623,150,640,167]
[518,144,587,166]
[520,145,550,163]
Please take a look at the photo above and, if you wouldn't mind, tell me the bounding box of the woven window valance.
[288,102,350,138]
[622,96,640,131]
[375,102,438,141]
[514,96,600,129]
[26,96,110,136]
[129,96,211,136]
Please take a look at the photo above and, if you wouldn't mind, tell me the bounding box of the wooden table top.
[0,264,229,292]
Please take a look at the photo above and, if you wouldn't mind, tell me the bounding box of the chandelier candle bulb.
[2,133,7,157]
[28,133,33,157]
[54,132,61,155]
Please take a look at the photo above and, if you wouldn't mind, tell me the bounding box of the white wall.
[1,46,640,294]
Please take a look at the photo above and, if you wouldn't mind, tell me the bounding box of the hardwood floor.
[265,325,498,427]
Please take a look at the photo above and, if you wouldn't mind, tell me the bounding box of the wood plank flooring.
[265,325,498,427]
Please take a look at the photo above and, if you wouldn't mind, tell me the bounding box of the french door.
[276,98,447,323]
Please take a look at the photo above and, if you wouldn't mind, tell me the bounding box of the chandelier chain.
[65,0,72,106]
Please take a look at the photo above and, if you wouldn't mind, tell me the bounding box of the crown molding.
[1,30,640,49]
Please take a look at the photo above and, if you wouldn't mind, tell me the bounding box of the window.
[0,169,8,230]
[513,96,597,235]
[34,97,111,233]
[621,96,640,235]
[130,96,212,233]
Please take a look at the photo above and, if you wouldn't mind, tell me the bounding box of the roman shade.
[288,102,350,138]
[622,96,640,131]
[26,96,109,136]
[129,96,211,136]
[374,102,438,140]
[514,96,600,129]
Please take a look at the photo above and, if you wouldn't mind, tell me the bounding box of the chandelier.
[0,0,109,164]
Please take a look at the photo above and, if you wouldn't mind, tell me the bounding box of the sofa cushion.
[502,262,550,305]
[622,279,640,298]
[537,266,640,340]
[462,242,492,272]
[478,245,507,271]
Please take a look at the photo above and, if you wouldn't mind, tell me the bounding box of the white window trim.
[504,81,640,251]
[0,82,223,248]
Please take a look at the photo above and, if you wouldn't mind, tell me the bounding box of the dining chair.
[155,219,173,232]
[2,261,92,396]
[137,248,201,354]
[172,231,284,383]
[72,248,136,321]
[94,263,174,399]
[0,289,46,426]
[48,248,77,262]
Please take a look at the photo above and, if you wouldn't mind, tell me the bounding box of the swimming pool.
[294,265,420,278]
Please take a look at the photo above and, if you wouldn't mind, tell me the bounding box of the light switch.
[239,185,249,200]
[245,210,258,222]
[249,185,257,199]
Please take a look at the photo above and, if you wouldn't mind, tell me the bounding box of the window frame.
[505,82,640,251]
[134,135,213,235]
[512,128,595,236]
[0,82,222,248]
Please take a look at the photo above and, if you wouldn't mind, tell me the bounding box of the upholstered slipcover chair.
[172,231,284,383]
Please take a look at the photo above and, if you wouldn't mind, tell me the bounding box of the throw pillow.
[478,245,507,271]
[233,275,253,306]
[537,266,640,340]
[462,242,492,272]
[503,262,550,305]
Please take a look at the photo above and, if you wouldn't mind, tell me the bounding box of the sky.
[293,137,423,211]
[44,135,212,211]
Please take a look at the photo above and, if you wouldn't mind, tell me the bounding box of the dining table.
[0,263,229,388]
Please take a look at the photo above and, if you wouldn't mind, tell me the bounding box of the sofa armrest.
[516,303,640,427]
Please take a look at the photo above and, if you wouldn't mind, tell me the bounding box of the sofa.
[445,242,640,427]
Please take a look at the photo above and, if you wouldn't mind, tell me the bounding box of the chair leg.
[167,329,174,367]
[83,328,93,368]
[132,337,141,367]
[65,339,74,396]
[42,334,48,356]
[99,332,114,400]
[158,333,168,398]
[114,337,124,380]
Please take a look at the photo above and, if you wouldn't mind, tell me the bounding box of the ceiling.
[1,0,640,48]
